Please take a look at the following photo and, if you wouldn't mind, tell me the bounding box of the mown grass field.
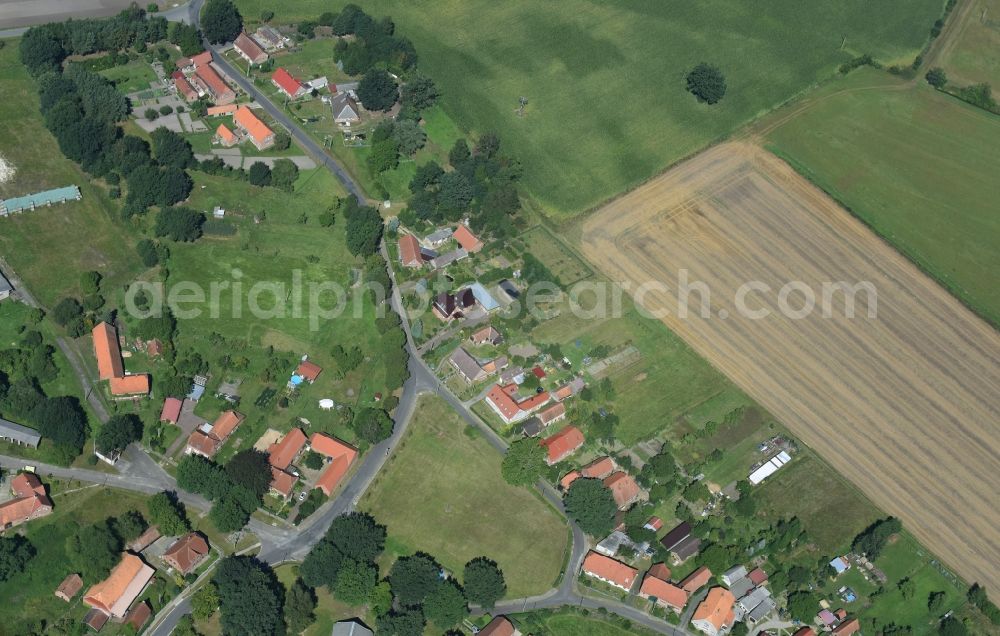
[236,0,943,216]
[360,395,569,598]
[765,75,1000,327]
[937,0,1000,86]
[98,58,158,93]
[0,42,143,307]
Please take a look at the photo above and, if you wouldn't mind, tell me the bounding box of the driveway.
[164,399,204,459]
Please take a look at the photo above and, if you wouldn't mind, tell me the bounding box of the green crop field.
[236,0,942,216]
[361,395,569,598]
[765,74,1000,327]
[939,0,1000,87]
[0,42,143,307]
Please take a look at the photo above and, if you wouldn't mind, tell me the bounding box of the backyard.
[360,395,569,598]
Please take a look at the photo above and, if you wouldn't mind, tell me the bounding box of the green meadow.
[765,72,1000,327]
[237,0,943,216]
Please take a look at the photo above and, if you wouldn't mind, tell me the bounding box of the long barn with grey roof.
[0,418,41,448]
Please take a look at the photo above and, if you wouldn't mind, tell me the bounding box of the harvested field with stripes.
[581,143,1000,594]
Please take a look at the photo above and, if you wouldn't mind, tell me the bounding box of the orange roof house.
[267,428,307,470]
[185,410,244,458]
[647,562,671,581]
[581,550,638,591]
[681,566,713,594]
[185,431,219,458]
[603,471,642,509]
[540,425,585,465]
[93,322,124,380]
[211,410,244,440]
[296,360,323,383]
[560,470,581,490]
[484,383,551,424]
[581,456,615,479]
[109,374,150,397]
[454,224,483,252]
[310,433,358,496]
[270,467,297,498]
[193,63,236,104]
[55,573,84,602]
[639,573,688,611]
[11,472,45,498]
[1,472,52,530]
[233,32,268,64]
[176,50,212,70]
[645,516,664,531]
[233,105,275,150]
[691,587,735,636]
[160,397,183,424]
[172,71,197,101]
[83,553,155,618]
[215,123,239,147]
[163,532,210,575]
[398,234,422,268]
[272,67,305,98]
[832,619,861,636]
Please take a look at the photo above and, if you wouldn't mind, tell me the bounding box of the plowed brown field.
[581,143,1000,592]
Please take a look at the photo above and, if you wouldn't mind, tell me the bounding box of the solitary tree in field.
[925,67,948,89]
[686,63,727,104]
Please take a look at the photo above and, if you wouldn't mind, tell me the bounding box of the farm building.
[83,553,154,619]
[449,347,487,383]
[581,550,638,591]
[192,63,236,104]
[0,417,40,448]
[453,224,483,252]
[163,532,210,575]
[0,472,52,530]
[254,26,287,50]
[748,451,792,485]
[691,587,736,636]
[1,185,81,216]
[539,425,584,464]
[272,68,307,98]
[234,32,268,65]
[215,123,239,147]
[485,383,551,424]
[310,433,358,496]
[639,571,688,612]
[470,325,503,346]
[172,71,197,101]
[233,106,275,150]
[398,234,422,268]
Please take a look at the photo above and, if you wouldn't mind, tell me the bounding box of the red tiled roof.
[681,566,713,594]
[479,616,516,636]
[453,224,483,252]
[207,104,238,116]
[160,397,183,423]
[109,374,150,396]
[531,366,546,378]
[296,360,322,382]
[793,629,817,636]
[538,402,565,424]
[832,618,860,636]
[639,573,688,609]
[216,123,237,144]
[211,410,244,441]
[582,550,638,589]
[267,428,307,469]
[186,430,219,457]
[270,467,296,497]
[83,553,155,618]
[233,106,274,146]
[486,384,520,421]
[560,470,581,490]
[517,390,550,412]
[195,64,233,102]
[177,51,212,68]
[272,67,303,96]
[398,234,421,267]
[11,472,44,498]
[163,533,210,575]
[692,587,735,631]
[234,32,267,63]
[647,562,671,581]
[747,567,768,586]
[309,432,355,458]
[172,72,197,100]
[581,457,615,479]
[603,471,641,508]
[92,322,123,380]
[55,573,84,601]
[128,526,161,552]
[316,453,354,496]
[0,491,52,527]
[540,425,584,464]
[645,516,664,531]
[125,601,152,630]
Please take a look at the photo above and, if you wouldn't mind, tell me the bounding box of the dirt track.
[581,143,1000,593]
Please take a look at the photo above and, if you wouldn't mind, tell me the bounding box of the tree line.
[176,450,272,532]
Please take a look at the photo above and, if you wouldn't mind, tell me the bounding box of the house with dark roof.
[470,325,503,346]
[671,534,703,563]
[55,573,84,602]
[0,417,40,448]
[519,417,544,437]
[479,615,521,636]
[234,32,268,65]
[659,521,692,551]
[331,92,361,124]
[449,347,487,383]
[433,288,475,321]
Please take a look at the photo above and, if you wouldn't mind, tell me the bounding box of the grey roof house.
[332,619,373,636]
[331,93,361,124]
[449,347,487,383]
[0,418,41,448]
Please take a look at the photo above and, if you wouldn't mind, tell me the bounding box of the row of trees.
[326,4,418,75]
[176,450,272,531]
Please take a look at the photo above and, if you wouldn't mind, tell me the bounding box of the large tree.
[324,512,387,562]
[500,439,546,487]
[462,557,506,610]
[224,449,272,499]
[686,63,727,104]
[344,202,384,257]
[214,556,285,636]
[151,127,194,169]
[95,414,143,456]
[148,491,190,535]
[32,396,87,451]
[564,477,617,536]
[66,523,121,581]
[299,538,345,589]
[357,69,398,111]
[201,0,243,44]
[0,535,35,582]
[334,559,378,605]
[284,578,317,633]
[423,579,467,628]
[389,553,441,607]
[353,407,393,444]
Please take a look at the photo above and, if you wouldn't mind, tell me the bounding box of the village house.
[310,433,358,496]
[129,525,161,552]
[331,92,361,125]
[691,587,736,636]
[207,103,238,117]
[270,467,297,499]
[398,234,422,268]
[539,425,584,464]
[470,325,503,346]
[233,32,268,65]
[296,359,323,384]
[272,67,307,99]
[681,566,714,595]
[644,516,664,532]
[185,410,244,458]
[559,470,581,490]
[333,620,374,636]
[433,288,475,321]
[832,618,861,636]
[0,417,41,448]
[449,347,487,383]
[171,71,197,101]
[485,383,550,424]
[479,615,521,636]
[671,535,702,563]
[453,224,484,252]
[747,567,768,586]
[537,402,566,426]
[254,25,287,50]
[603,471,642,509]
[54,573,84,602]
[429,248,468,270]
[0,472,53,530]
[554,376,586,401]
[233,105,275,150]
[581,456,616,479]
[192,63,236,104]
[660,521,691,551]
[163,532,211,575]
[793,629,817,636]
[92,322,149,398]
[423,227,453,247]
[83,553,155,620]
[481,355,508,375]
[176,50,212,72]
[581,550,638,591]
[268,428,307,471]
[215,123,239,147]
[639,569,688,612]
[722,565,748,587]
[125,602,152,632]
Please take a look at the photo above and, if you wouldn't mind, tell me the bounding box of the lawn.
[266,38,353,85]
[360,395,569,598]
[938,0,1000,86]
[512,609,658,636]
[274,564,372,636]
[0,42,144,307]
[98,58,159,93]
[765,74,1000,327]
[236,0,943,217]
[515,225,593,285]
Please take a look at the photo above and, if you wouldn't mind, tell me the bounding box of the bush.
[159,104,173,115]
[925,67,947,89]
[144,108,158,120]
[686,63,726,104]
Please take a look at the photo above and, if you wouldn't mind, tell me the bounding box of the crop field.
[361,396,569,598]
[936,0,1000,86]
[0,43,143,306]
[764,76,1000,327]
[237,0,942,216]
[581,143,1000,594]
